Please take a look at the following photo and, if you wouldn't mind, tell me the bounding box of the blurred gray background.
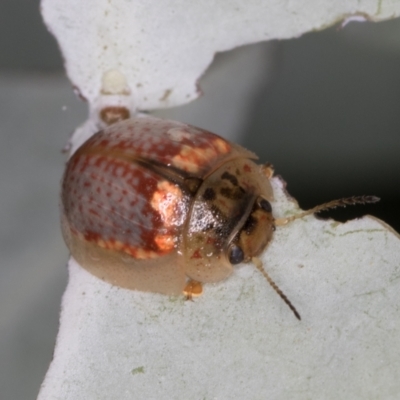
[0,1,399,399]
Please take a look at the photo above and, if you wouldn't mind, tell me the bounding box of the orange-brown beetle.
[61,116,378,320]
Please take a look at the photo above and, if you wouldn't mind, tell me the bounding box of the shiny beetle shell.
[61,117,275,295]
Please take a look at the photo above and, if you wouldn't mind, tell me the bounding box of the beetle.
[61,116,378,320]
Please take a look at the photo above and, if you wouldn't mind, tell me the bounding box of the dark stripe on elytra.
[134,159,206,196]
[221,171,239,186]
[129,158,205,196]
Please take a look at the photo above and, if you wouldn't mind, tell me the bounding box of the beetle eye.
[258,198,272,213]
[228,245,245,265]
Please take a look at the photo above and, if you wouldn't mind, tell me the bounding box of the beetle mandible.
[61,116,378,320]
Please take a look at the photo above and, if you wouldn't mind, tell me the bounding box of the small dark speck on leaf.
[131,366,145,375]
[160,89,172,101]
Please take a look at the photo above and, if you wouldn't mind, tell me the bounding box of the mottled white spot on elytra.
[115,166,124,177]
[131,248,159,259]
[167,127,193,142]
[150,181,183,227]
[170,137,231,173]
[172,147,210,172]
[154,233,175,251]
[213,138,230,153]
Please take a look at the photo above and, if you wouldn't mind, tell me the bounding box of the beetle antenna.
[252,257,301,320]
[275,195,380,226]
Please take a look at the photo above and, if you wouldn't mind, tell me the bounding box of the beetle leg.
[261,163,274,180]
[183,279,203,300]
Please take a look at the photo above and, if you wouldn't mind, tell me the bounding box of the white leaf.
[38,178,400,399]
[39,1,400,398]
[41,0,400,112]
